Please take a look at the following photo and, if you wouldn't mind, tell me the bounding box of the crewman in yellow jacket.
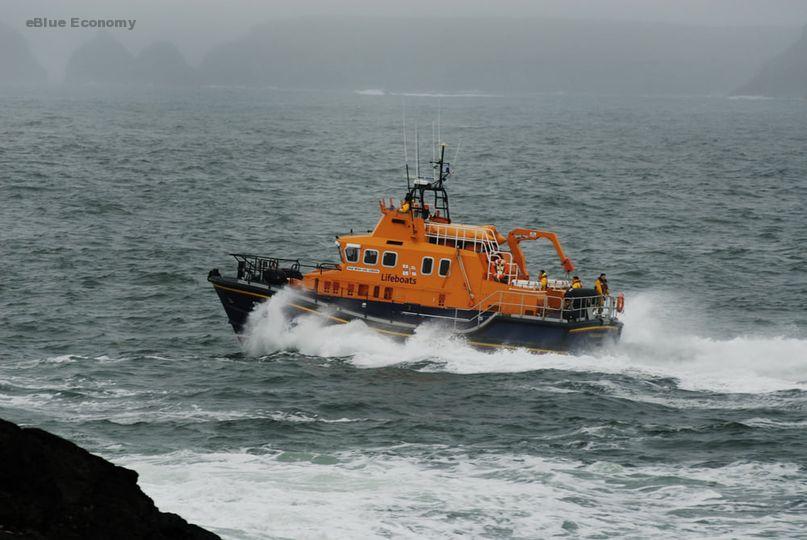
[594,273,609,297]
[571,276,583,289]
[539,270,548,290]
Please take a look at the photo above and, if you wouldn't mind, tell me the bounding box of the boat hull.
[209,276,622,353]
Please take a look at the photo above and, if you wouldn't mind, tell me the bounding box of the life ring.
[616,292,625,313]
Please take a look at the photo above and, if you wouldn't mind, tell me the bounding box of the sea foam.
[122,447,805,540]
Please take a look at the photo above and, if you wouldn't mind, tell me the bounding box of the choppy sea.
[1,86,806,538]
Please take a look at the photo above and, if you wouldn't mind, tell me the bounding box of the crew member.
[495,258,507,282]
[539,270,548,290]
[400,195,411,213]
[594,273,609,297]
[489,255,501,280]
[571,276,583,289]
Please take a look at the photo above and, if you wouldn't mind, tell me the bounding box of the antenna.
[415,121,420,180]
[402,102,410,187]
[437,100,441,145]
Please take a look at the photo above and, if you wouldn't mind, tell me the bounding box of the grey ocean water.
[1,87,806,538]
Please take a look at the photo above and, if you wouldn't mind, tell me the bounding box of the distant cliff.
[0,23,47,83]
[65,33,134,84]
[198,17,797,95]
[735,26,807,98]
[65,34,198,85]
[0,418,219,540]
[133,42,199,86]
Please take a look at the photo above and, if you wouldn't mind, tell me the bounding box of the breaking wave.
[243,290,807,394]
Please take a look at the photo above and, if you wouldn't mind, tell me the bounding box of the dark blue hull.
[209,276,622,353]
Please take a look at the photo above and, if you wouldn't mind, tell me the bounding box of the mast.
[432,121,436,181]
[436,143,447,185]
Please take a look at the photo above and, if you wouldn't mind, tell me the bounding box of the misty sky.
[6,0,807,80]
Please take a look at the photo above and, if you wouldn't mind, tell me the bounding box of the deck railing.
[230,253,338,284]
[425,222,500,252]
[415,289,618,331]
[463,289,617,327]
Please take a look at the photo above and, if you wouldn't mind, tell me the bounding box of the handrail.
[425,222,499,250]
[230,253,339,271]
[230,253,340,284]
[468,288,618,325]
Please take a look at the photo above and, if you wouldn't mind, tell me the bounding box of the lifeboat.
[208,144,623,352]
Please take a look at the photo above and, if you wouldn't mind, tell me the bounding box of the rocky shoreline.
[0,418,219,540]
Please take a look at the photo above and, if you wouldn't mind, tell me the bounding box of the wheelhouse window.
[438,258,451,277]
[382,251,398,267]
[363,249,378,265]
[345,244,360,263]
[421,257,434,275]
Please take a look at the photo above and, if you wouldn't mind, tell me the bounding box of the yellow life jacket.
[594,279,603,295]
[571,280,582,289]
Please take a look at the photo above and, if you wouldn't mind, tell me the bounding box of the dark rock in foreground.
[0,418,219,540]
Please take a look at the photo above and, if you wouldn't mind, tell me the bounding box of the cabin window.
[332,281,340,294]
[358,284,369,296]
[372,285,380,298]
[421,257,434,275]
[382,251,398,267]
[363,249,378,265]
[383,287,393,300]
[345,245,360,263]
[323,281,331,293]
[438,259,451,277]
[347,283,355,296]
